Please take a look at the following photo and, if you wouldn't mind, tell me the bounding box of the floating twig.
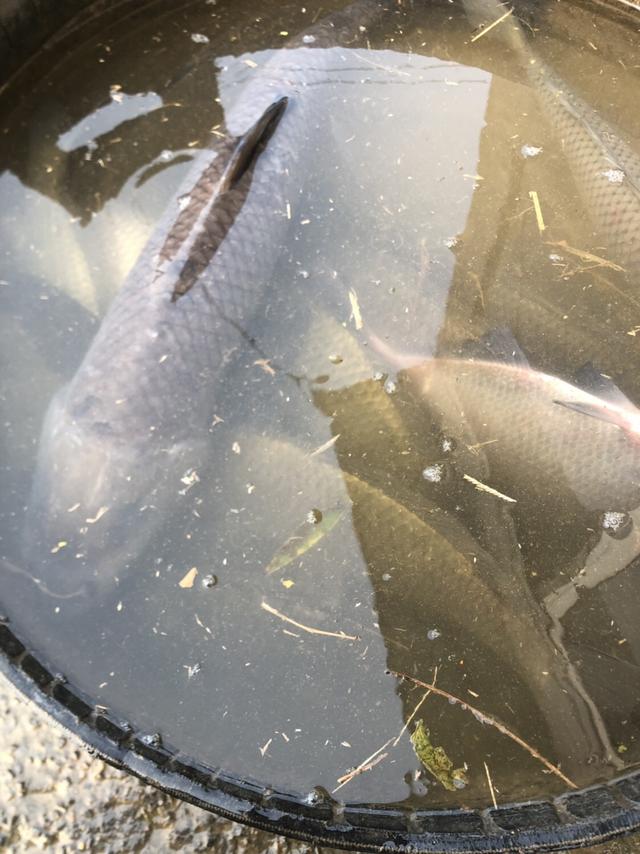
[261,601,358,641]
[334,669,438,793]
[529,190,546,233]
[334,739,394,792]
[471,7,513,42]
[484,761,498,809]
[349,289,364,330]
[309,434,340,458]
[390,671,578,790]
[546,239,625,272]
[463,474,516,504]
[254,358,275,376]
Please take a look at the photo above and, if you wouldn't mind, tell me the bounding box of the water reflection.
[1,0,640,812]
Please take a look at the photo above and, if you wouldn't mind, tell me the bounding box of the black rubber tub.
[2,0,640,851]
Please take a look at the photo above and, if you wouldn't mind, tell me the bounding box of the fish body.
[406,356,640,511]
[461,0,640,272]
[25,1,390,595]
[531,60,640,273]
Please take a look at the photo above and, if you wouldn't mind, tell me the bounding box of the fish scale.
[414,358,640,511]
[532,62,640,272]
[25,1,392,593]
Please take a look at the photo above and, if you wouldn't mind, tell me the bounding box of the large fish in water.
[373,330,640,513]
[23,1,391,597]
[461,0,640,273]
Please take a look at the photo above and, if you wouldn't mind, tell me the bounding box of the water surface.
[2,0,640,812]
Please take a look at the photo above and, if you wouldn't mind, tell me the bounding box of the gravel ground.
[1,675,639,853]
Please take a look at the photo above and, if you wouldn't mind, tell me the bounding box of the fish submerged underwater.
[372,330,640,513]
[22,0,392,596]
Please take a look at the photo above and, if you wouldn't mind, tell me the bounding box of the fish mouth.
[22,392,202,599]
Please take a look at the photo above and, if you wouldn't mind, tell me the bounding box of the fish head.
[22,388,202,599]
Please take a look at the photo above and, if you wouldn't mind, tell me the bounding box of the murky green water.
[1,0,640,816]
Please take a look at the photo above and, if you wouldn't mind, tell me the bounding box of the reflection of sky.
[4,48,491,345]
[219,48,491,354]
[57,91,163,152]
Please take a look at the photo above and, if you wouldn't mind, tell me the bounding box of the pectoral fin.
[553,398,630,431]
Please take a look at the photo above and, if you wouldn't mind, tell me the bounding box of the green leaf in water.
[265,507,343,575]
[410,720,468,791]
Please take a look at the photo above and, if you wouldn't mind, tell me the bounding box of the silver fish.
[24,1,390,596]
[373,331,640,512]
[462,0,640,272]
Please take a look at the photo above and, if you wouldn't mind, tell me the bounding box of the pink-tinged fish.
[371,331,640,511]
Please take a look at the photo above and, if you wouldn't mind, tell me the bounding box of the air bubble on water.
[307,509,323,525]
[302,34,316,43]
[600,168,625,184]
[191,33,210,43]
[382,572,392,582]
[427,628,441,640]
[549,253,563,262]
[298,269,309,279]
[373,371,384,382]
[444,236,458,249]
[441,437,454,453]
[159,149,173,162]
[602,510,632,538]
[521,144,543,158]
[328,354,343,364]
[384,379,397,395]
[422,463,444,483]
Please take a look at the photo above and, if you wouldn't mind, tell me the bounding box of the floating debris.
[384,379,397,395]
[348,289,363,330]
[201,573,217,589]
[600,168,624,184]
[309,434,340,458]
[422,464,444,484]
[602,510,632,539]
[328,353,343,364]
[190,32,210,43]
[265,508,342,574]
[179,469,200,493]
[261,601,358,641]
[86,506,109,524]
[50,541,68,555]
[484,761,498,809]
[521,144,543,158]
[392,670,578,789]
[410,720,467,791]
[471,7,513,43]
[463,474,516,503]
[545,239,625,272]
[179,567,198,588]
[254,358,275,376]
[529,190,546,233]
[427,628,441,640]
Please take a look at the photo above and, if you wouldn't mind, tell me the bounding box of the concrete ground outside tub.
[1,677,639,853]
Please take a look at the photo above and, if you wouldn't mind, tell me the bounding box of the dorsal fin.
[218,96,288,194]
[450,327,530,366]
[573,362,635,409]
